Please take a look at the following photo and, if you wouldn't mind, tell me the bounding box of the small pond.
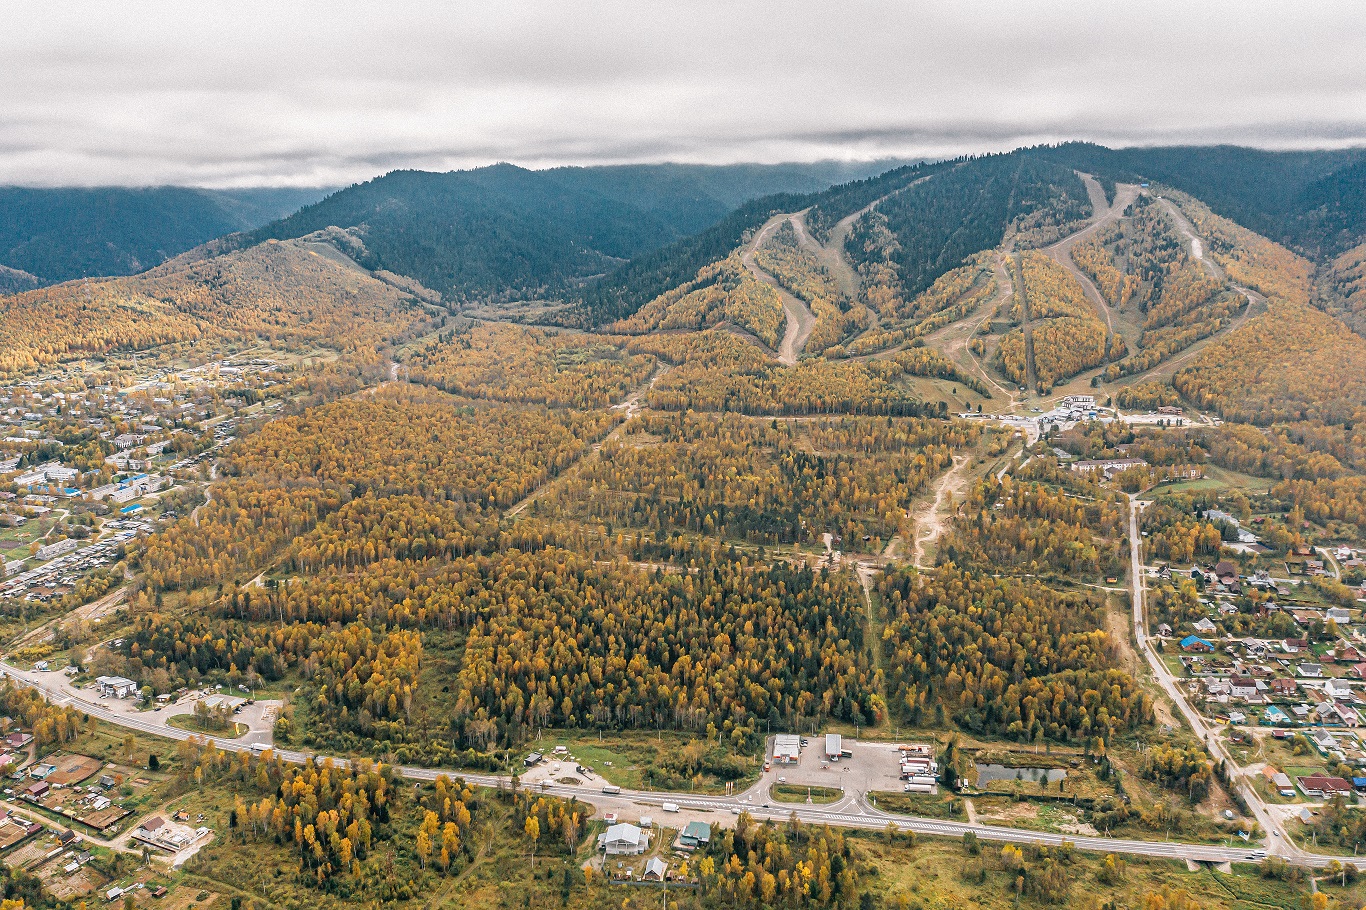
[975,762,1067,788]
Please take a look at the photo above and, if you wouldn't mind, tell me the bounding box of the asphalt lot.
[19,669,280,747]
[745,737,918,810]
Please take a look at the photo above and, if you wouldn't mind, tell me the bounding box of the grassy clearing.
[857,833,1330,910]
[1149,464,1274,496]
[528,729,760,794]
[166,715,249,738]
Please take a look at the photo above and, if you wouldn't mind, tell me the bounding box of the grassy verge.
[870,790,966,819]
[771,783,841,804]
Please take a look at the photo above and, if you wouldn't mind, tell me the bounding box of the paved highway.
[0,485,1330,871]
[0,658,1338,869]
[1128,497,1307,862]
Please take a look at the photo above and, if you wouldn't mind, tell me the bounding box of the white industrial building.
[95,676,139,698]
[597,823,648,855]
[773,734,801,764]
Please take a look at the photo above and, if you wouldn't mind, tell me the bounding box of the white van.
[662,802,679,813]
[601,784,621,795]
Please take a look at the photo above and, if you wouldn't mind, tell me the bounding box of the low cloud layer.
[4,0,1364,186]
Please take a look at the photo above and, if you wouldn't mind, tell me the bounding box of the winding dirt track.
[1044,174,1140,335]
[911,454,971,569]
[925,255,1016,402]
[741,214,816,365]
[1012,254,1041,392]
[792,209,860,302]
[1110,196,1266,385]
[741,174,944,364]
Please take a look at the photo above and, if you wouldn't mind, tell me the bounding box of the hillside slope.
[245,161,902,306]
[0,234,433,377]
[1040,143,1366,258]
[0,185,329,283]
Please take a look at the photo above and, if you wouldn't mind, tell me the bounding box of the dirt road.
[1158,197,1224,282]
[1044,175,1140,335]
[741,215,816,365]
[503,365,669,519]
[189,462,216,527]
[922,251,1018,406]
[1112,197,1265,387]
[911,455,971,569]
[792,209,860,302]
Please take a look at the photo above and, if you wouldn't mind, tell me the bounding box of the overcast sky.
[3,0,1365,187]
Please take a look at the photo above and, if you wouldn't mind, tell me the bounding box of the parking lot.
[751,737,920,806]
[519,747,599,788]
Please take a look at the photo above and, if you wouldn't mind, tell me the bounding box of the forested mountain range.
[1039,143,1366,257]
[572,151,1089,327]
[242,160,907,303]
[0,185,331,284]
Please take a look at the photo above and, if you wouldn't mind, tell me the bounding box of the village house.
[677,821,712,852]
[1263,766,1296,798]
[1230,677,1259,701]
[1270,677,1299,697]
[1298,774,1353,798]
[1326,678,1355,701]
[1311,729,1339,752]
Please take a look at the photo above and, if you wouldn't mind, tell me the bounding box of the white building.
[95,676,139,698]
[1326,678,1355,700]
[825,733,843,761]
[89,483,122,501]
[597,823,647,856]
[11,462,77,486]
[773,734,800,764]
